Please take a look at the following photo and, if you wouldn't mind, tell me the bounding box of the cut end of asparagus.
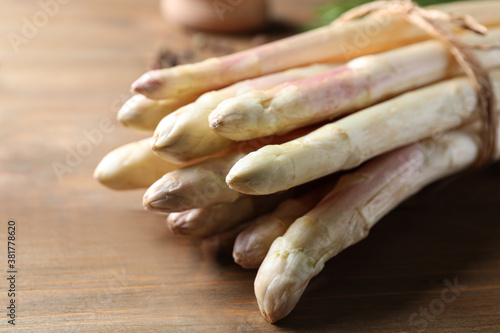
[209,91,275,141]
[131,71,164,97]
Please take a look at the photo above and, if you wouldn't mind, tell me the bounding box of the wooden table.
[1,1,499,332]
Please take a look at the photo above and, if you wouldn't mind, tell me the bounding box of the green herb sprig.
[305,0,467,30]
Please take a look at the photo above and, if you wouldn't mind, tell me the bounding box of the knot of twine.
[334,0,498,168]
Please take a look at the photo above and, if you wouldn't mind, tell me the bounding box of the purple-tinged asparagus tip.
[146,199,167,210]
[131,71,163,95]
[233,250,260,270]
[262,311,274,324]
[209,117,224,130]
[166,212,194,236]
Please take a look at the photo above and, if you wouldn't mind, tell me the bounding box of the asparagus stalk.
[118,94,196,132]
[145,123,321,212]
[254,123,500,323]
[233,182,334,269]
[152,64,336,163]
[210,28,500,141]
[143,152,246,213]
[227,70,500,195]
[146,124,321,211]
[131,1,500,100]
[94,138,183,190]
[166,191,295,238]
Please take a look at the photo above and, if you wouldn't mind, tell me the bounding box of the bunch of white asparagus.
[95,0,500,323]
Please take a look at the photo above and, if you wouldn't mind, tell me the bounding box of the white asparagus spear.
[232,182,333,269]
[145,125,321,210]
[131,1,500,99]
[143,152,246,213]
[254,123,500,323]
[94,138,182,190]
[166,190,295,238]
[117,94,196,133]
[209,28,500,141]
[152,64,336,163]
[227,70,500,195]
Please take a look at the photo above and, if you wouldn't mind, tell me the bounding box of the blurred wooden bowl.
[161,0,268,32]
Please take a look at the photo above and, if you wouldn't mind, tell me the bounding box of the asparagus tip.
[143,175,191,213]
[209,117,223,130]
[232,250,260,269]
[151,116,180,152]
[255,237,314,323]
[117,94,152,126]
[262,311,275,324]
[131,71,163,95]
[151,134,174,152]
[166,213,188,235]
[93,167,104,184]
[144,199,165,211]
[209,92,272,140]
[226,174,257,195]
[145,196,194,213]
[93,157,122,190]
[210,112,250,136]
[227,147,292,195]
[168,218,194,236]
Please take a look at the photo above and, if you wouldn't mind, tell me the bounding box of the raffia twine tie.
[333,0,499,168]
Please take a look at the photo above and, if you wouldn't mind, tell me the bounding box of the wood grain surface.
[0,1,499,332]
